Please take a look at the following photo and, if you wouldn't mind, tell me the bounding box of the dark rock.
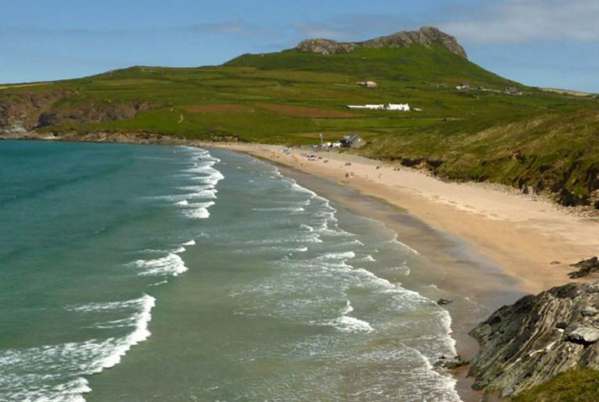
[437,298,453,306]
[435,354,469,370]
[469,281,599,396]
[582,307,599,317]
[569,257,599,279]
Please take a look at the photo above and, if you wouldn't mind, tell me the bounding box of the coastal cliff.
[469,281,599,398]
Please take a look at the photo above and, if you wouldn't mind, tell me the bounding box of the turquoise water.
[0,141,461,401]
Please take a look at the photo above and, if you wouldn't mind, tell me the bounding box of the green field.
[2,43,598,207]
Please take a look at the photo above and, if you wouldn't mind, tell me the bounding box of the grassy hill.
[1,28,598,208]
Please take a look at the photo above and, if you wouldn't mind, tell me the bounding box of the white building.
[386,103,411,112]
[347,104,385,110]
[347,103,411,112]
[357,81,378,88]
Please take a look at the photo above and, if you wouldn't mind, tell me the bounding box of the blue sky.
[2,0,598,91]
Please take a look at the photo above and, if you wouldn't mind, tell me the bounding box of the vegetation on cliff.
[1,27,598,208]
[513,369,599,402]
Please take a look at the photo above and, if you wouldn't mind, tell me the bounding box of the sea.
[0,140,461,402]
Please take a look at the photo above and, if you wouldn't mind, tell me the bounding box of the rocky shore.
[469,281,599,398]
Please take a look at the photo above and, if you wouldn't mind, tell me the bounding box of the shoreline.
[274,164,522,402]
[208,142,598,401]
[212,142,599,295]
[5,134,599,400]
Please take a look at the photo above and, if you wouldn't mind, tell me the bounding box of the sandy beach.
[212,142,599,295]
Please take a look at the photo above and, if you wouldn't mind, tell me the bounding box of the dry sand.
[209,142,599,294]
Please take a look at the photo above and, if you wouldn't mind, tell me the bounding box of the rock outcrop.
[0,90,150,133]
[36,101,150,128]
[0,89,70,133]
[469,281,599,397]
[569,257,599,279]
[296,27,467,59]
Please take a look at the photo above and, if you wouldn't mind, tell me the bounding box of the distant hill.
[227,27,512,88]
[1,27,598,209]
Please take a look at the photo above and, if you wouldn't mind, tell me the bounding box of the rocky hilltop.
[296,26,467,58]
[469,281,599,397]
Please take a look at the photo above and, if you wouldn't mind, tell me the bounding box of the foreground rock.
[569,257,599,278]
[469,281,599,398]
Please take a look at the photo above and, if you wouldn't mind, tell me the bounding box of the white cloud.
[440,0,599,44]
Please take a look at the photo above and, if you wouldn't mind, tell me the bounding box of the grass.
[2,43,599,206]
[513,369,599,402]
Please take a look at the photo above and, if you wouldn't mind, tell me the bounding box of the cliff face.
[0,90,70,133]
[0,90,149,133]
[296,26,467,58]
[469,281,599,397]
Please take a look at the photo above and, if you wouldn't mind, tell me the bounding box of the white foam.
[327,315,374,333]
[178,200,216,220]
[300,224,314,232]
[359,255,377,262]
[341,300,354,315]
[3,295,155,402]
[182,207,211,219]
[290,182,318,198]
[319,251,356,260]
[353,268,396,290]
[183,240,196,246]
[133,253,188,277]
[253,207,305,213]
[162,149,223,222]
[389,234,420,255]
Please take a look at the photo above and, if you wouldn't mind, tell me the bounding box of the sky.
[1,0,598,92]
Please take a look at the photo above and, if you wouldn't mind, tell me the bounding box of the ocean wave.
[132,253,188,277]
[177,201,215,220]
[389,234,420,255]
[327,315,374,333]
[252,207,305,213]
[358,254,377,262]
[315,301,374,334]
[318,251,356,261]
[161,149,223,222]
[1,295,155,402]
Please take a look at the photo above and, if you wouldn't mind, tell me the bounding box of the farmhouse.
[387,103,411,111]
[347,103,411,112]
[357,81,378,88]
[340,134,365,148]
